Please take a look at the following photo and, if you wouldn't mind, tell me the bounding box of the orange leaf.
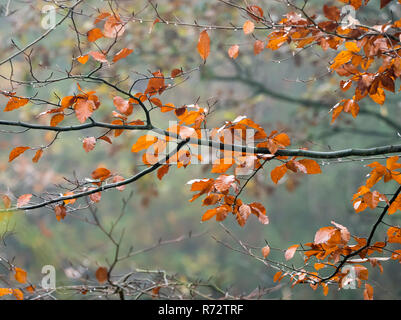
[273,271,283,282]
[285,244,299,260]
[330,51,353,70]
[92,167,111,181]
[32,149,43,163]
[14,267,27,284]
[4,96,29,112]
[157,165,169,180]
[50,113,64,127]
[12,289,23,300]
[131,135,158,152]
[364,283,374,300]
[243,20,255,34]
[77,55,89,64]
[9,146,30,162]
[228,45,239,59]
[271,164,287,184]
[297,159,321,174]
[0,288,12,297]
[113,48,133,62]
[87,28,104,42]
[262,245,271,258]
[63,192,76,205]
[201,208,217,221]
[197,30,210,61]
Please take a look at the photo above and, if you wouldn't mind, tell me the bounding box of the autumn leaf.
[32,149,43,163]
[9,146,30,162]
[50,113,64,127]
[201,208,217,221]
[246,5,264,21]
[273,271,283,282]
[157,165,169,180]
[171,68,182,78]
[14,267,27,284]
[74,99,94,123]
[285,244,299,260]
[228,45,239,59]
[387,227,401,244]
[112,48,133,62]
[89,191,102,203]
[87,28,104,42]
[297,159,321,174]
[262,245,270,258]
[92,167,111,181]
[77,55,89,64]
[83,137,96,152]
[197,30,210,61]
[323,5,340,21]
[2,195,11,209]
[330,51,353,70]
[63,192,76,205]
[271,164,287,184]
[4,96,29,112]
[54,205,66,221]
[131,135,158,152]
[95,267,108,283]
[254,40,264,55]
[364,283,374,300]
[243,20,255,34]
[112,175,126,191]
[88,51,108,63]
[17,194,32,208]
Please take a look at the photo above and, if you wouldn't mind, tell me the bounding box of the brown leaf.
[157,165,169,180]
[54,205,66,221]
[2,195,11,209]
[92,167,111,181]
[95,267,108,283]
